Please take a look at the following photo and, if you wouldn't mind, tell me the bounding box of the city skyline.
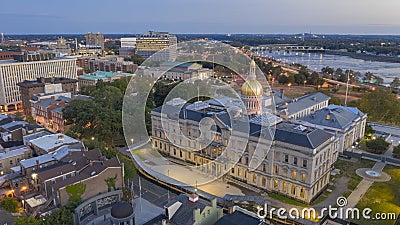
[2,0,400,35]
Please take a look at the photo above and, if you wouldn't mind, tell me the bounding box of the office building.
[78,70,133,88]
[119,37,137,58]
[136,31,177,61]
[120,37,137,49]
[138,62,212,81]
[86,56,137,73]
[0,56,77,111]
[0,33,4,43]
[0,52,20,61]
[85,32,104,52]
[17,77,77,116]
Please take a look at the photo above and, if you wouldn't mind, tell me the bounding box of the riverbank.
[325,50,400,64]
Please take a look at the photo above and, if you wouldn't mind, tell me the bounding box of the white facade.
[0,59,77,110]
[120,37,137,49]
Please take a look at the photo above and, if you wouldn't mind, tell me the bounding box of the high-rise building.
[84,32,105,52]
[119,37,137,58]
[0,33,4,43]
[0,54,77,111]
[136,31,177,61]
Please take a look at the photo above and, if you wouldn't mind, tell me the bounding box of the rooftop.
[301,104,366,130]
[29,134,80,152]
[0,145,30,160]
[78,70,133,81]
[17,77,78,88]
[278,92,331,115]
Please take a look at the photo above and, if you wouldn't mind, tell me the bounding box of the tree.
[294,73,306,85]
[14,216,42,225]
[364,124,375,139]
[393,145,400,159]
[321,66,334,78]
[65,183,86,202]
[105,174,118,192]
[365,137,390,154]
[375,76,384,85]
[41,207,74,225]
[391,77,400,89]
[122,186,133,202]
[0,197,19,213]
[278,75,290,84]
[129,54,145,65]
[359,89,400,125]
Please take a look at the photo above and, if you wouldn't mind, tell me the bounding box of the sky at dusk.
[2,0,400,34]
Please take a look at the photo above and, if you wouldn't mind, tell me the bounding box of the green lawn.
[268,192,308,207]
[353,165,400,225]
[333,159,375,190]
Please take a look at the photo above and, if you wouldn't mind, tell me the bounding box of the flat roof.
[29,134,79,152]
[25,195,47,208]
[78,70,133,80]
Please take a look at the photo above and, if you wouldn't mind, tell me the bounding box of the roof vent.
[90,171,96,176]
[294,125,307,132]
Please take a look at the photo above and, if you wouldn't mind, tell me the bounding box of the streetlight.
[91,137,95,141]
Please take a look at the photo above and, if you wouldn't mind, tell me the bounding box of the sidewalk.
[344,145,393,209]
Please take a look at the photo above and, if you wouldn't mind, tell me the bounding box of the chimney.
[211,198,217,208]
[189,194,199,203]
[162,219,167,225]
[193,208,201,222]
[280,89,284,99]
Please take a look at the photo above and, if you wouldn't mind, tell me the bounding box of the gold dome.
[241,80,263,96]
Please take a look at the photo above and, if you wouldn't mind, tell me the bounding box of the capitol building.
[150,60,365,203]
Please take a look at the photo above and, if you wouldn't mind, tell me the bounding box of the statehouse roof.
[301,104,365,130]
[280,92,330,115]
[275,122,333,149]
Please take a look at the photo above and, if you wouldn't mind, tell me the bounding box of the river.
[255,50,400,84]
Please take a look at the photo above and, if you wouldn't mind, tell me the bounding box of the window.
[300,188,305,198]
[245,170,248,179]
[283,168,288,174]
[303,159,308,168]
[292,171,297,179]
[262,177,266,187]
[262,164,266,172]
[274,165,279,174]
[238,168,242,177]
[0,163,2,168]
[282,182,287,192]
[284,154,289,163]
[274,180,279,189]
[291,185,296,195]
[174,149,177,155]
[180,151,183,158]
[302,173,307,182]
[231,167,235,174]
[253,174,257,183]
[293,157,297,165]
[9,160,13,165]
